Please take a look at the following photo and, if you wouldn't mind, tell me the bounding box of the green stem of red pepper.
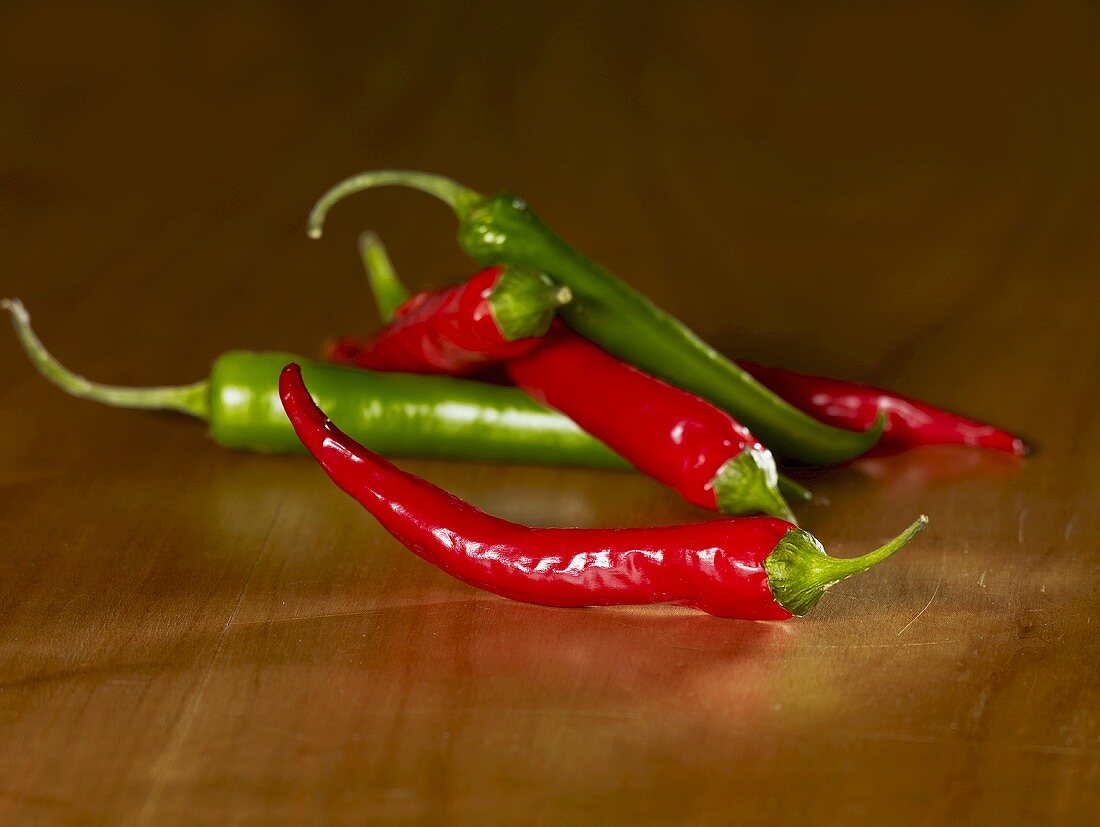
[307,170,886,466]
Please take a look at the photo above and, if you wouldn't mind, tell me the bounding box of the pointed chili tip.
[973,427,1031,457]
[279,362,305,402]
[280,361,340,439]
[278,362,319,427]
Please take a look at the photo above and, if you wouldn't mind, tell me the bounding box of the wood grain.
[1,2,1098,824]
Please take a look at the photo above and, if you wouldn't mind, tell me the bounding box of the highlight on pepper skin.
[278,362,927,621]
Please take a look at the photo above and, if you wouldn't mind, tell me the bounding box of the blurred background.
[1,2,1097,823]
[3,1,1096,381]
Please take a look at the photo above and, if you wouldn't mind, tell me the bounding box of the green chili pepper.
[3,299,624,464]
[308,171,885,465]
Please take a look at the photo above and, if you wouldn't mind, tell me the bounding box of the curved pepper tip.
[278,362,302,398]
[278,362,326,431]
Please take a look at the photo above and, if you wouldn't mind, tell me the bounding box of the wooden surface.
[2,2,1098,823]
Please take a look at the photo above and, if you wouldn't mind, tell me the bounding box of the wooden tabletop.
[2,2,1098,823]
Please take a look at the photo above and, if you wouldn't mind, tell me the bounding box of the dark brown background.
[1,1,1098,824]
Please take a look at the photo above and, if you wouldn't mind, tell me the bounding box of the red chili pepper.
[325,265,570,376]
[506,326,795,520]
[738,363,1029,457]
[279,363,926,619]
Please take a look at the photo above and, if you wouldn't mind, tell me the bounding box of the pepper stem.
[358,231,410,322]
[489,268,572,341]
[711,448,796,523]
[764,516,929,616]
[2,299,209,419]
[308,170,484,239]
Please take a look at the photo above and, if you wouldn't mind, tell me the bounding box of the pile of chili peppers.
[5,170,1029,620]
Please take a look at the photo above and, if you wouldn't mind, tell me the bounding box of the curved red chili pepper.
[506,326,793,520]
[738,363,1029,457]
[279,363,926,620]
[325,265,570,375]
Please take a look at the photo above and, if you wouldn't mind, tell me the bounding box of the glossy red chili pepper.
[738,363,1029,457]
[506,326,794,520]
[280,363,925,619]
[325,265,570,376]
